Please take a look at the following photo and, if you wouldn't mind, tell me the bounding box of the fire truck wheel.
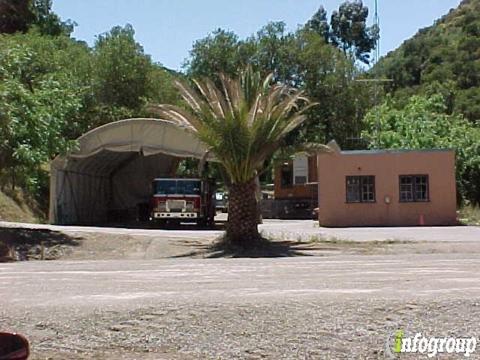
[154,220,167,228]
[198,219,215,229]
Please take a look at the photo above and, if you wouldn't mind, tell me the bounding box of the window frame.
[399,174,430,202]
[345,175,376,203]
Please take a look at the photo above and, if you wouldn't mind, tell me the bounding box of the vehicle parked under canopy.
[49,118,211,225]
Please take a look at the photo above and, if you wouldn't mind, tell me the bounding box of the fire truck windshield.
[177,180,201,195]
[153,180,201,195]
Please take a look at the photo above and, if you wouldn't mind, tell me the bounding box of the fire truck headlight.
[186,202,194,211]
[158,202,166,211]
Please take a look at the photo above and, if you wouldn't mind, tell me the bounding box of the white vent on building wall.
[293,154,308,185]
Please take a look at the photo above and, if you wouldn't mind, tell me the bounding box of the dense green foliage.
[374,0,480,123]
[0,2,179,206]
[363,95,480,204]
[94,25,150,110]
[0,33,84,191]
[369,0,480,204]
[0,0,73,35]
[184,7,378,149]
[0,0,33,34]
[328,1,378,64]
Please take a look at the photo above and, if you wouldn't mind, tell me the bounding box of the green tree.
[249,22,298,83]
[31,0,75,36]
[0,31,96,138]
[295,29,372,147]
[0,0,73,35]
[0,6,185,207]
[0,41,82,192]
[150,68,320,247]
[184,29,248,80]
[184,23,298,84]
[330,0,379,64]
[184,24,372,149]
[306,6,330,42]
[362,94,480,204]
[0,0,34,34]
[93,24,151,110]
[145,65,181,110]
[455,87,480,123]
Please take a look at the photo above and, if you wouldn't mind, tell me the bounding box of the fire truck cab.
[150,178,215,227]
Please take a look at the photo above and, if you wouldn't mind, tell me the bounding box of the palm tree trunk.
[226,178,260,247]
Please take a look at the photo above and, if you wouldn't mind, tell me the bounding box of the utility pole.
[374,0,380,66]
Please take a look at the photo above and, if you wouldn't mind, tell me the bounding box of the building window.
[399,175,429,202]
[346,176,375,203]
[280,165,293,188]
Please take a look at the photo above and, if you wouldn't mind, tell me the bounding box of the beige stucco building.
[317,147,457,227]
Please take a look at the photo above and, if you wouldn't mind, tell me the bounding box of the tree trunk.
[226,178,260,247]
[11,167,15,191]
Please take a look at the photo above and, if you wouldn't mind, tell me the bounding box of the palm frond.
[174,80,204,113]
[150,67,323,184]
[147,104,200,131]
[295,142,333,155]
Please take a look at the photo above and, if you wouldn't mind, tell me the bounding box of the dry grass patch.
[458,205,480,226]
[0,189,41,223]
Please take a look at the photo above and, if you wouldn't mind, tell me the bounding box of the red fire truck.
[149,178,216,227]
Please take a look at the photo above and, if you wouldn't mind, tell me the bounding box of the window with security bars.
[346,176,375,203]
[399,175,429,202]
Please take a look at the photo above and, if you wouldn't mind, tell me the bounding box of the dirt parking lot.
[1,220,479,359]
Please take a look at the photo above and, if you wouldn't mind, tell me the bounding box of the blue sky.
[53,0,462,71]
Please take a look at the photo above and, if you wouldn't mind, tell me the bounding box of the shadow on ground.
[83,221,227,231]
[0,228,81,262]
[172,237,316,258]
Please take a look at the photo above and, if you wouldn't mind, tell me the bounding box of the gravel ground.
[2,255,480,359]
[1,220,479,358]
[2,299,480,359]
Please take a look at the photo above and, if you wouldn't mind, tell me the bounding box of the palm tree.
[150,67,319,248]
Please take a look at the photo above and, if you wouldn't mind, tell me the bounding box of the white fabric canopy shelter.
[49,118,209,224]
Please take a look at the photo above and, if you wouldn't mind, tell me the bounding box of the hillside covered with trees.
[369,0,480,204]
[374,0,480,122]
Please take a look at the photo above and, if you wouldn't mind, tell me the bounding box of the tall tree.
[184,29,247,80]
[249,22,298,84]
[0,39,82,191]
[295,29,371,147]
[306,6,330,42]
[330,0,379,64]
[0,0,73,35]
[183,23,373,148]
[93,24,151,110]
[150,67,321,248]
[31,0,74,36]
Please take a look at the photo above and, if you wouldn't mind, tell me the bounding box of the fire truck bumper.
[153,212,198,219]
